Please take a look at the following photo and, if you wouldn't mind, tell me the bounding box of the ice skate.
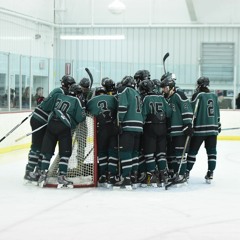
[98,175,107,187]
[57,175,74,188]
[38,170,48,188]
[165,173,188,190]
[141,172,158,188]
[113,176,132,190]
[205,170,213,184]
[107,175,120,189]
[24,170,40,185]
[131,172,139,189]
[158,170,168,187]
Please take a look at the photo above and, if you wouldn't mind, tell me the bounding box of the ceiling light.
[0,36,32,40]
[108,0,126,14]
[60,35,125,40]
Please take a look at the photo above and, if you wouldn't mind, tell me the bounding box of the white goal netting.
[46,114,97,187]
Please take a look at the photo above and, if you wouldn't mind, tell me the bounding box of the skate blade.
[24,179,38,186]
[112,185,133,191]
[132,183,139,189]
[150,183,158,188]
[38,181,46,188]
[173,182,188,188]
[205,179,212,184]
[140,183,148,188]
[98,182,107,188]
[106,183,113,189]
[158,182,166,188]
[57,184,74,189]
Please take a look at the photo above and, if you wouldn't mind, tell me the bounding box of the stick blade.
[163,52,170,62]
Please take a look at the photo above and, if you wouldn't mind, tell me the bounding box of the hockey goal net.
[46,113,98,188]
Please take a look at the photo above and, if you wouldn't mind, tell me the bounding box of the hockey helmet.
[197,76,210,87]
[104,78,115,92]
[138,80,154,94]
[152,79,161,87]
[121,76,136,88]
[95,86,107,96]
[101,77,110,87]
[134,70,150,81]
[61,75,76,88]
[160,78,176,89]
[68,84,82,96]
[160,72,176,82]
[79,78,90,88]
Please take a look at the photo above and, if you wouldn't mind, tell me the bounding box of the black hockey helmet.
[121,76,136,88]
[134,70,150,81]
[104,78,115,92]
[197,76,210,87]
[160,73,176,89]
[95,86,107,96]
[160,72,176,82]
[134,70,151,87]
[79,78,90,88]
[138,79,154,94]
[61,75,76,88]
[152,79,161,87]
[101,77,110,87]
[68,84,82,96]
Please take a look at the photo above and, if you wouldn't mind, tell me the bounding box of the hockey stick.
[85,68,93,89]
[222,127,240,131]
[163,52,170,74]
[15,123,47,142]
[165,98,200,190]
[0,112,33,143]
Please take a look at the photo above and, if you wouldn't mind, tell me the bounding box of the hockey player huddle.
[24,70,221,190]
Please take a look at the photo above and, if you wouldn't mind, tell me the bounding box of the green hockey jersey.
[41,94,86,129]
[86,94,118,124]
[167,90,193,136]
[117,86,143,132]
[32,87,65,124]
[142,93,172,123]
[191,91,220,136]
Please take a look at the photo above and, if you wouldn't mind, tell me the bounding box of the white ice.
[0,141,240,240]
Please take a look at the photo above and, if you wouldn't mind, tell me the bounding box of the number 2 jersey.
[191,91,220,136]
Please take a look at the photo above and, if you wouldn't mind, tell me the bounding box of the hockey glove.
[183,124,194,137]
[218,123,221,133]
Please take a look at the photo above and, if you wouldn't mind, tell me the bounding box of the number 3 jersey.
[86,94,118,125]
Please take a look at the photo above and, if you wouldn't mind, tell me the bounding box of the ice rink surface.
[0,140,240,240]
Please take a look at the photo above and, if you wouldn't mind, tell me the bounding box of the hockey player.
[186,77,221,183]
[38,84,86,188]
[115,76,143,189]
[24,75,76,183]
[79,77,93,104]
[152,79,162,94]
[86,86,118,186]
[160,73,193,184]
[134,69,151,89]
[139,79,172,187]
